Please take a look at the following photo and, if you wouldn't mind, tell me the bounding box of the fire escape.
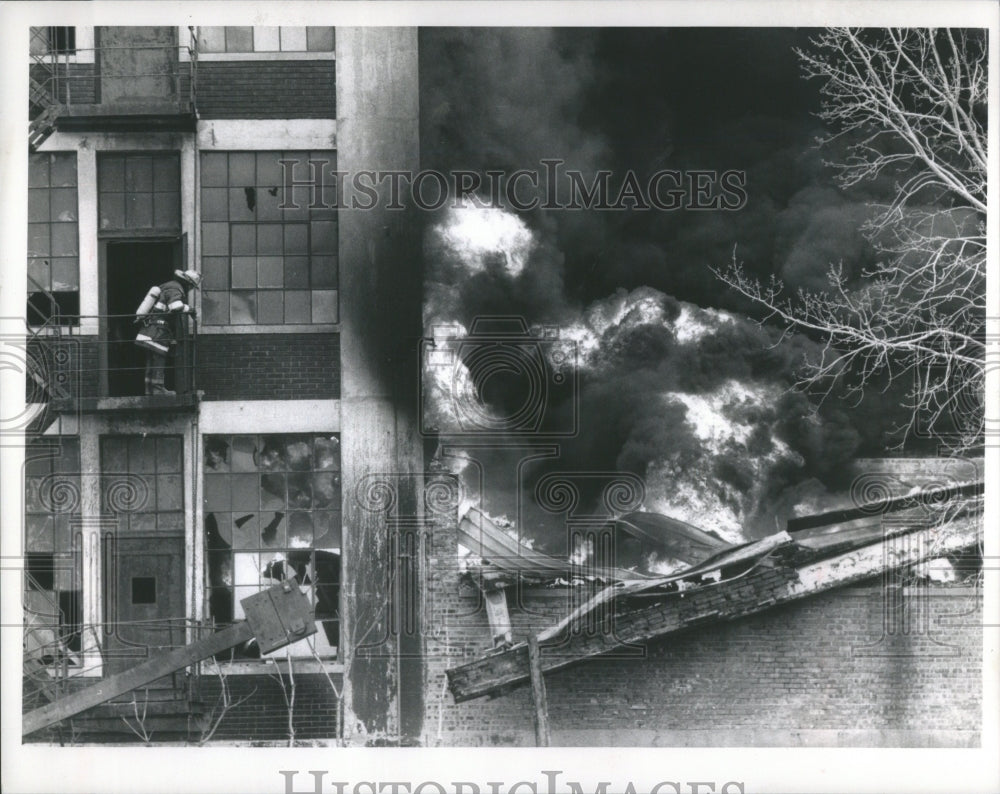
[23,27,208,741]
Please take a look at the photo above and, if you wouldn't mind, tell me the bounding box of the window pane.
[126,192,153,228]
[260,512,286,547]
[28,259,51,288]
[288,512,312,545]
[311,290,338,324]
[284,257,309,289]
[128,435,158,472]
[28,190,49,223]
[203,257,228,290]
[310,220,337,253]
[257,257,283,287]
[29,153,50,187]
[229,187,255,222]
[228,153,255,186]
[50,153,77,187]
[312,472,339,508]
[225,27,254,53]
[284,223,308,255]
[280,27,307,51]
[313,514,342,548]
[205,437,231,472]
[230,473,259,510]
[260,473,286,510]
[230,437,257,472]
[310,255,337,288]
[158,437,183,472]
[284,290,310,323]
[124,156,153,193]
[99,155,125,193]
[285,438,312,470]
[231,224,256,256]
[100,193,125,230]
[27,224,50,257]
[153,192,180,228]
[51,258,78,291]
[256,290,283,324]
[198,26,226,53]
[204,475,231,511]
[257,224,282,256]
[254,26,280,51]
[156,475,183,511]
[202,291,229,325]
[306,27,334,52]
[230,291,256,324]
[153,156,180,192]
[314,437,340,470]
[231,257,256,289]
[202,188,228,221]
[256,152,283,187]
[51,224,78,256]
[50,188,77,222]
[201,153,228,187]
[202,222,229,256]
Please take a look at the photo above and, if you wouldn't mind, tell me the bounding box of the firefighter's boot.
[148,356,175,396]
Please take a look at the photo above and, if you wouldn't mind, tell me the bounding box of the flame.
[433,205,536,277]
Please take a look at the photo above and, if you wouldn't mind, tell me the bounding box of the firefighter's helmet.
[174,269,202,289]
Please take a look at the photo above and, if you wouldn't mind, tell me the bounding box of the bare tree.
[717,28,987,451]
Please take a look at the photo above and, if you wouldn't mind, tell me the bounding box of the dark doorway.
[106,240,176,396]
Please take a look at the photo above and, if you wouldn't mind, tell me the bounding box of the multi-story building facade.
[24,24,424,743]
[20,25,983,752]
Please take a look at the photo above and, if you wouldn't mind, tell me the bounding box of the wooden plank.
[786,481,982,531]
[23,622,252,737]
[526,634,550,747]
[483,588,513,647]
[446,516,980,702]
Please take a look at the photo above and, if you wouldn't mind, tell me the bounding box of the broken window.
[24,439,83,664]
[28,152,79,325]
[204,433,341,660]
[200,150,338,326]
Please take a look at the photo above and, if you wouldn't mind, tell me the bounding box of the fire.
[433,205,536,277]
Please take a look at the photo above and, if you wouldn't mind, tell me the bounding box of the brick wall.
[30,63,98,108]
[197,61,336,119]
[198,672,341,743]
[422,506,983,748]
[197,333,339,400]
[26,336,100,404]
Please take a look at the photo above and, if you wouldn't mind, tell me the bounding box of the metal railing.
[51,312,199,401]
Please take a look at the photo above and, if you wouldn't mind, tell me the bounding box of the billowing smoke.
[419,29,915,558]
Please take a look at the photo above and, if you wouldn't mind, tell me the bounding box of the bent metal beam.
[445,514,981,703]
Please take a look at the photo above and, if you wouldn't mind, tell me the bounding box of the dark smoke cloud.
[419,28,922,549]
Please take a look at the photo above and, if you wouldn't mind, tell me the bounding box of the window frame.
[195,26,335,61]
[27,151,80,327]
[203,432,342,667]
[199,150,339,328]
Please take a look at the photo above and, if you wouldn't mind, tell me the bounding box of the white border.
[2,3,998,794]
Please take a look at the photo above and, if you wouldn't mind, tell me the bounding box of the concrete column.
[336,28,423,743]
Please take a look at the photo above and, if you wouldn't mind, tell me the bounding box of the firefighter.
[134,269,201,395]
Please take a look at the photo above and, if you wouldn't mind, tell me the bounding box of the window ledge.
[198,324,338,334]
[195,52,335,62]
[203,658,342,676]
